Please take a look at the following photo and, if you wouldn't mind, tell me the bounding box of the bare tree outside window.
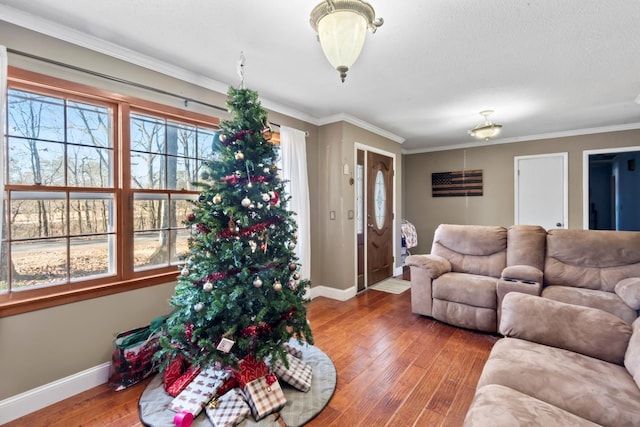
[2,89,115,291]
[130,113,215,270]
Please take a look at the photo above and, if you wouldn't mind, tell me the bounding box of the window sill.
[0,271,178,317]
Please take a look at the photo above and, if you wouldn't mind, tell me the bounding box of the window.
[1,68,219,316]
[129,113,216,270]
[4,88,116,290]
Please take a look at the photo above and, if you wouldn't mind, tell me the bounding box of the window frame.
[0,67,220,317]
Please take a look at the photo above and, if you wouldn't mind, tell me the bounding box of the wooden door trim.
[354,143,397,290]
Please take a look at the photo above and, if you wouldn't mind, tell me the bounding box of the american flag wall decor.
[431,170,483,197]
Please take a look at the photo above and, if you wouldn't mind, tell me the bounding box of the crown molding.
[318,113,405,143]
[402,122,640,155]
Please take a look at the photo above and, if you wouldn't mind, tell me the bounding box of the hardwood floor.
[6,287,497,427]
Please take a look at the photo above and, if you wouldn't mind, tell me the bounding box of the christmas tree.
[157,86,313,371]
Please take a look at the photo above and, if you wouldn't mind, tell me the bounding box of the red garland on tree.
[156,86,313,372]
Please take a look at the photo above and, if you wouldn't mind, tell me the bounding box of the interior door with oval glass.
[367,151,393,286]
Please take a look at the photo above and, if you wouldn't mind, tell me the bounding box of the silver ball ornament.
[241,197,251,208]
[203,281,213,292]
[253,277,263,288]
[194,302,204,312]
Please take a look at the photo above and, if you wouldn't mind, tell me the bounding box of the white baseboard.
[0,362,111,424]
[309,285,357,301]
[394,266,404,277]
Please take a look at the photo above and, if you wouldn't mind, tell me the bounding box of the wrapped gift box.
[232,355,270,388]
[205,388,250,427]
[167,365,201,397]
[272,353,313,392]
[244,374,287,421]
[283,343,303,359]
[169,367,229,417]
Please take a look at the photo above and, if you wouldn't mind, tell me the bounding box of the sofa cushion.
[431,224,507,278]
[432,299,496,332]
[625,318,640,390]
[506,225,547,271]
[432,272,497,308]
[501,292,632,364]
[544,229,640,292]
[463,384,600,427]
[616,277,640,311]
[543,285,638,325]
[478,338,640,427]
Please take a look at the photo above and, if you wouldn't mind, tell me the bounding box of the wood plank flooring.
[5,286,497,427]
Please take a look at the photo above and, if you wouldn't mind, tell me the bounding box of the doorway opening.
[583,147,640,231]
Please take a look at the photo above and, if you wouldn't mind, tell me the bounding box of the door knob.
[556,222,562,227]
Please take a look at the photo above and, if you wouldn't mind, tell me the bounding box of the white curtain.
[280,126,311,281]
[0,46,7,266]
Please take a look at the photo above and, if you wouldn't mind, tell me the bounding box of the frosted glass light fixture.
[310,0,383,82]
[468,110,503,141]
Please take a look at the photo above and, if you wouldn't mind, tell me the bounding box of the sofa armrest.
[405,254,451,279]
[500,265,543,284]
[615,278,640,310]
[500,292,632,365]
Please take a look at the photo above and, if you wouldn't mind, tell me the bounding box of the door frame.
[354,143,397,290]
[582,145,640,229]
[514,152,568,228]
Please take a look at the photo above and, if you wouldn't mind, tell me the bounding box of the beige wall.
[0,283,175,398]
[315,122,403,290]
[404,129,640,254]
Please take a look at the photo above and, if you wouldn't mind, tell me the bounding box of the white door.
[515,153,568,229]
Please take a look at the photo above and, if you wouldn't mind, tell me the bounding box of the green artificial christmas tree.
[157,86,313,371]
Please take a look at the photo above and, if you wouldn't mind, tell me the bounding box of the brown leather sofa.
[406,224,640,332]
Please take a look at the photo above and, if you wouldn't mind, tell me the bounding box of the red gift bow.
[266,373,276,386]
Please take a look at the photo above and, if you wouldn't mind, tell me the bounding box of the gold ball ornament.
[253,277,263,288]
[181,267,190,276]
[241,197,251,208]
[219,134,227,143]
[213,194,222,205]
[288,280,298,291]
[293,272,301,280]
[194,302,204,312]
[262,126,273,140]
[203,281,213,292]
[273,280,282,291]
[235,151,244,161]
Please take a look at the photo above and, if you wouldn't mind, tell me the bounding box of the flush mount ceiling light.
[468,110,503,141]
[310,0,383,82]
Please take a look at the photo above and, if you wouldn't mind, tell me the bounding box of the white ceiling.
[2,0,640,153]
